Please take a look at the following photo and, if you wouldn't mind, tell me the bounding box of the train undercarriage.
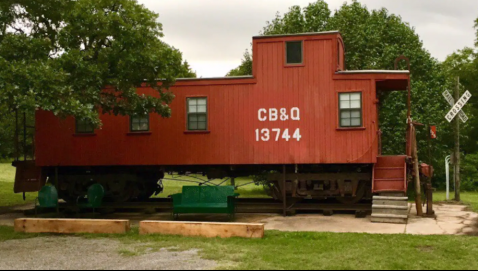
[35,164,375,204]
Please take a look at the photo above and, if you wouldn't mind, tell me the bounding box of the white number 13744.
[255,128,302,142]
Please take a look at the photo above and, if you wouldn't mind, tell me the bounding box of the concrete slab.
[406,217,445,235]
[2,203,478,236]
[407,203,478,236]
[259,214,406,234]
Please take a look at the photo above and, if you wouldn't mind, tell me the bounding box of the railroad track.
[56,198,372,214]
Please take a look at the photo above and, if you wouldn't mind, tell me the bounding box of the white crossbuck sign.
[444,90,472,123]
[443,91,469,123]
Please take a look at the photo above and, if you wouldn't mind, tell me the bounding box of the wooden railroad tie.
[14,218,131,234]
[140,221,265,239]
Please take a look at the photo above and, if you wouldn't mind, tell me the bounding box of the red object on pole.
[430,126,437,139]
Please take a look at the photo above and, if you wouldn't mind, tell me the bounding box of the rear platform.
[372,155,409,224]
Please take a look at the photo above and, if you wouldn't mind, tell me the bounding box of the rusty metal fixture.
[267,172,371,204]
[14,109,19,162]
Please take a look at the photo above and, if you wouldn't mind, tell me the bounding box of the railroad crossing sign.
[444,90,472,123]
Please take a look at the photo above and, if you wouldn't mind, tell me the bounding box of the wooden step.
[373,200,409,207]
[371,214,408,224]
[373,204,408,209]
[372,205,409,216]
[373,196,408,201]
[372,193,409,224]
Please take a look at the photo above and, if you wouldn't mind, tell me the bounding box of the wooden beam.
[283,165,286,217]
[139,221,264,239]
[14,219,130,234]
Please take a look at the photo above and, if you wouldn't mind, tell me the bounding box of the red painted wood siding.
[35,33,408,167]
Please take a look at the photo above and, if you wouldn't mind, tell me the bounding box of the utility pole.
[454,77,461,202]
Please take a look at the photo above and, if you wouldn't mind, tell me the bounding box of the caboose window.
[187,97,207,131]
[286,41,303,64]
[75,118,95,134]
[130,115,150,132]
[339,93,362,127]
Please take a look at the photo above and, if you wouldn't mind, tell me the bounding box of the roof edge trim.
[336,70,410,74]
[253,31,340,39]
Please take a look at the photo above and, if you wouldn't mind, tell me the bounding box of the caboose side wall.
[35,33,382,167]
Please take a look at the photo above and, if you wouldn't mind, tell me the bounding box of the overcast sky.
[137,0,477,78]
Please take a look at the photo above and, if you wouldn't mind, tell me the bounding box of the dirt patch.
[0,237,217,270]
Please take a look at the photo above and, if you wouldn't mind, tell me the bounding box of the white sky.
[137,0,477,78]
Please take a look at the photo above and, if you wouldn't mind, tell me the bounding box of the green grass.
[158,175,269,198]
[433,191,478,212]
[49,228,478,270]
[4,225,478,270]
[0,163,36,207]
[0,226,42,242]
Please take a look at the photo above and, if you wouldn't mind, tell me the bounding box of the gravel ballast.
[0,237,217,270]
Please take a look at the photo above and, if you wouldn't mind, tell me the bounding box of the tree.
[227,50,252,76]
[0,0,195,159]
[229,0,454,185]
[0,0,195,128]
[443,20,478,155]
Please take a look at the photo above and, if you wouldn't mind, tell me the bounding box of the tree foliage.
[0,0,195,128]
[0,0,196,159]
[443,22,478,155]
[229,0,455,184]
[226,50,252,76]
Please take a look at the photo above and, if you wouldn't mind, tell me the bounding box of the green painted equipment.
[171,186,239,220]
[77,183,105,215]
[35,186,58,216]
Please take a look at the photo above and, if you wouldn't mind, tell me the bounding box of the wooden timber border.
[14,218,131,234]
[140,221,265,239]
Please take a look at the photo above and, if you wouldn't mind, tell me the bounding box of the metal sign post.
[444,78,470,202]
[445,155,451,201]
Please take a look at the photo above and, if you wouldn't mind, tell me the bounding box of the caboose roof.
[336,70,410,74]
[176,75,254,81]
[253,31,340,39]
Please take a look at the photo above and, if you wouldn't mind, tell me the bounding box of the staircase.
[371,193,409,224]
[371,156,409,224]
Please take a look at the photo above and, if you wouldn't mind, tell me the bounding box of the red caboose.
[19,31,411,203]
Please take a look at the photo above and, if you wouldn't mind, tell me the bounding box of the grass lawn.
[2,225,478,270]
[433,191,478,212]
[0,163,36,207]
